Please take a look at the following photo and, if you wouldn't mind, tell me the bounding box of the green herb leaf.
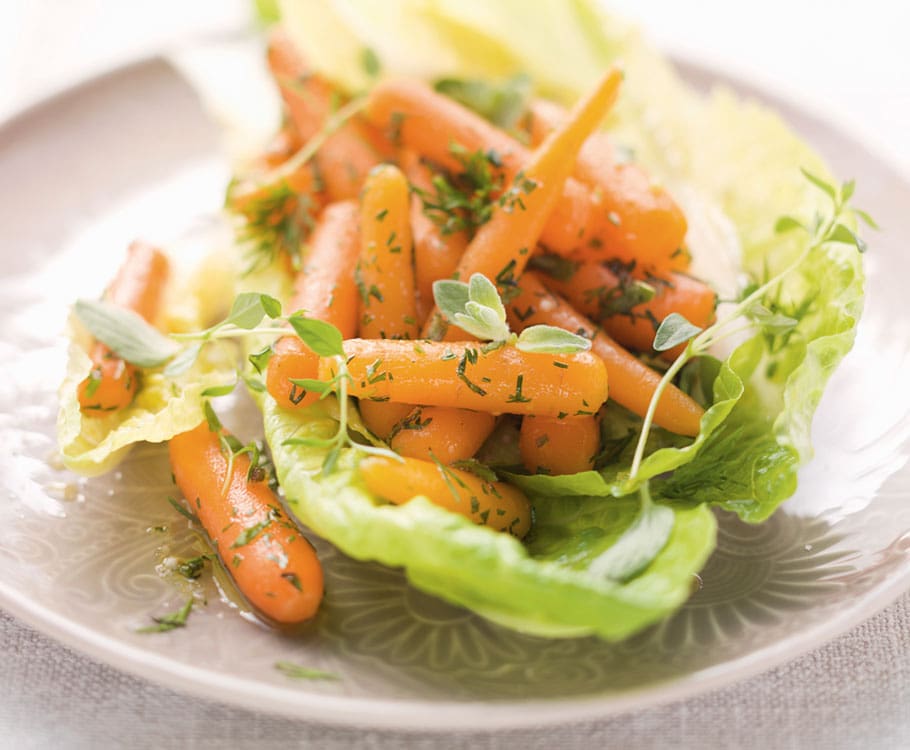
[289,378,333,395]
[652,313,703,352]
[434,74,532,129]
[828,223,867,253]
[800,167,837,201]
[361,47,381,78]
[588,495,675,581]
[223,292,278,330]
[747,303,799,333]
[231,519,272,548]
[248,345,273,374]
[203,401,222,433]
[854,208,880,230]
[528,253,578,281]
[774,215,805,234]
[242,374,267,393]
[433,279,471,321]
[136,598,193,634]
[167,495,199,523]
[74,299,179,368]
[163,342,203,377]
[515,325,591,353]
[453,301,510,341]
[840,179,856,202]
[274,661,338,681]
[201,382,237,398]
[288,316,344,357]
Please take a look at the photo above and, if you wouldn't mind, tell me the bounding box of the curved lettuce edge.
[57,332,235,477]
[281,0,865,523]
[260,393,716,640]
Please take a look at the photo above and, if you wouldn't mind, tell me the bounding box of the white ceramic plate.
[0,56,908,731]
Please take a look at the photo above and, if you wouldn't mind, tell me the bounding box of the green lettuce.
[255,0,864,636]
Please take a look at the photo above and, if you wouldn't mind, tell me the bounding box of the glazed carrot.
[257,124,303,170]
[539,260,717,360]
[422,67,624,338]
[519,415,601,475]
[526,98,688,270]
[320,339,608,417]
[289,200,361,337]
[357,164,420,340]
[267,29,384,202]
[389,407,496,463]
[367,73,683,272]
[359,455,531,537]
[266,202,361,410]
[508,272,703,437]
[78,241,169,416]
[169,421,323,624]
[401,151,468,324]
[358,401,413,440]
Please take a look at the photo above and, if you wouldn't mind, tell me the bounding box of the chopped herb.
[136,598,193,634]
[275,661,338,681]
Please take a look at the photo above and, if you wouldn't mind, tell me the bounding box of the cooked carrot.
[78,242,169,416]
[358,400,413,440]
[526,98,689,270]
[267,28,384,202]
[266,336,321,410]
[539,260,717,360]
[367,73,683,272]
[257,124,303,170]
[390,407,496,463]
[359,455,531,537]
[401,151,468,324]
[508,271,703,437]
[357,164,420,340]
[320,339,608,417]
[169,421,323,624]
[288,200,361,337]
[519,415,601,475]
[266,202,361,410]
[422,67,624,338]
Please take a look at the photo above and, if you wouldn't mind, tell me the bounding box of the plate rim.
[1,53,909,731]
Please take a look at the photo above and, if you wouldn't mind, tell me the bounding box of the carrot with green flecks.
[508,271,704,437]
[169,421,323,625]
[390,406,497,463]
[519,415,601,475]
[359,455,531,537]
[78,241,170,416]
[401,150,468,324]
[538,258,717,360]
[357,164,420,340]
[267,28,386,201]
[525,98,689,271]
[266,201,360,410]
[320,339,608,417]
[421,66,624,339]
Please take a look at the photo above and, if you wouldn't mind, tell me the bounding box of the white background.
[0,0,908,169]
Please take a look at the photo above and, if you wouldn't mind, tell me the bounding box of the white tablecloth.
[2,2,908,747]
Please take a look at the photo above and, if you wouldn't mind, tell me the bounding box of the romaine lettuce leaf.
[261,393,716,639]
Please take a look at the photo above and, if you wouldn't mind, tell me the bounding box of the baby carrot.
[78,241,169,416]
[423,67,624,337]
[401,151,468,324]
[359,455,531,538]
[519,415,601,475]
[358,401,413,440]
[357,164,420,340]
[508,272,704,437]
[389,406,496,463]
[169,421,323,624]
[267,29,384,202]
[539,260,717,360]
[266,201,361,410]
[320,339,608,417]
[526,98,689,270]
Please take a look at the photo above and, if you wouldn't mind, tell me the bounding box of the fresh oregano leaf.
[800,168,837,201]
[223,292,271,330]
[288,378,333,395]
[774,216,805,234]
[828,223,867,253]
[854,208,880,230]
[652,313,703,352]
[288,315,344,357]
[468,273,506,321]
[433,279,471,321]
[260,294,282,319]
[163,342,203,378]
[248,345,273,374]
[515,325,591,353]
[201,382,237,398]
[74,299,179,368]
[588,499,674,581]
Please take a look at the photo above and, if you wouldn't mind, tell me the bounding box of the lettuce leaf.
[262,393,716,639]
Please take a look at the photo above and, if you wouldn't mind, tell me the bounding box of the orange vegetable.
[539,260,717,360]
[78,241,170,416]
[359,455,531,537]
[389,406,496,463]
[358,400,413,440]
[321,339,608,417]
[526,98,689,270]
[423,67,624,338]
[265,336,320,410]
[508,271,703,437]
[366,72,683,273]
[519,415,601,475]
[401,150,468,324]
[267,28,384,202]
[169,421,323,624]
